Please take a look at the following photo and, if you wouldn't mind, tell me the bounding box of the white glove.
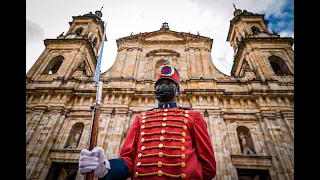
[79,147,111,178]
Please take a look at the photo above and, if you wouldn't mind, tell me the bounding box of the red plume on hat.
[155,56,180,87]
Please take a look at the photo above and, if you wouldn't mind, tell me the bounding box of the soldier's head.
[154,64,180,103]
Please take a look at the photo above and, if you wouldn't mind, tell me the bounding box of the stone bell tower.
[227,4,294,82]
[26,9,106,83]
[26,8,106,180]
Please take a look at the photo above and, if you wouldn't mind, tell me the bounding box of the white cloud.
[26,43,45,72]
[26,19,45,45]
[279,30,294,38]
[276,21,286,28]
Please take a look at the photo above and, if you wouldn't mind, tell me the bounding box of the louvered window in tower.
[251,26,260,34]
[268,55,292,76]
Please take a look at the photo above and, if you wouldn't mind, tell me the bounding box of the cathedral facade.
[26,8,294,180]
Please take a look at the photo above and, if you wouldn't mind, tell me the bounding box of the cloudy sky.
[26,0,293,75]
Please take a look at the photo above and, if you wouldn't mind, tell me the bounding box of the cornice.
[44,38,97,66]
[116,30,213,50]
[70,15,105,32]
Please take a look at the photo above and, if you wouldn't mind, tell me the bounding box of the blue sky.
[26,0,294,75]
[264,0,294,37]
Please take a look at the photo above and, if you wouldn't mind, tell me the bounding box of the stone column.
[111,48,128,78]
[133,48,143,79]
[247,49,265,81]
[98,109,113,149]
[259,111,293,180]
[281,50,294,74]
[206,49,214,77]
[284,48,294,69]
[227,121,241,155]
[61,49,79,79]
[207,110,235,180]
[248,122,263,155]
[276,110,294,174]
[280,110,294,139]
[189,48,198,78]
[252,120,268,156]
[26,108,67,180]
[105,109,128,159]
[64,51,84,80]
[194,48,203,78]
[185,48,191,78]
[26,108,46,145]
[122,48,138,78]
[200,48,210,78]
[253,48,274,80]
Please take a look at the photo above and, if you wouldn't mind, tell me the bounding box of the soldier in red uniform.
[79,62,216,179]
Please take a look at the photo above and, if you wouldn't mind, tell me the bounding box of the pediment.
[145,34,184,41]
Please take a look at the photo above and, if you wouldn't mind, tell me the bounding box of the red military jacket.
[119,107,216,179]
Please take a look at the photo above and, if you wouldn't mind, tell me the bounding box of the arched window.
[154,59,167,78]
[237,126,255,154]
[251,26,260,34]
[43,56,64,74]
[75,27,84,35]
[64,122,84,149]
[268,55,291,76]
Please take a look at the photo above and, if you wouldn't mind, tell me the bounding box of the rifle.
[85,81,103,180]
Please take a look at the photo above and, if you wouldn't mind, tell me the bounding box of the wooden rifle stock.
[85,106,100,180]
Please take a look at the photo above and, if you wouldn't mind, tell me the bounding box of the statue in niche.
[71,129,83,148]
[239,132,255,155]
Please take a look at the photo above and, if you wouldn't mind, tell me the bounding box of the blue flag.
[94,22,107,83]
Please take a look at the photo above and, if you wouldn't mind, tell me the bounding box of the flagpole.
[84,20,107,180]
